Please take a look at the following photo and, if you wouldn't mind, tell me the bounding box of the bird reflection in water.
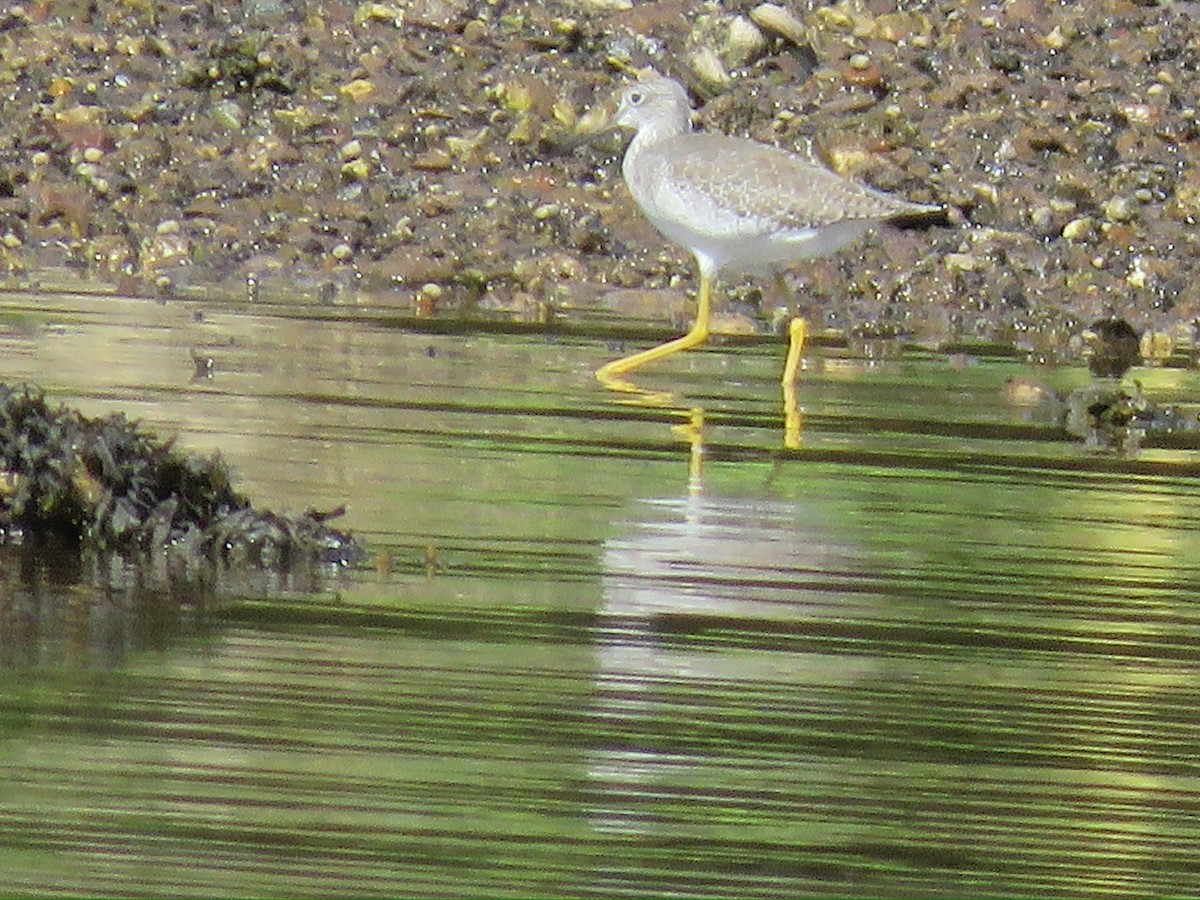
[586,415,874,837]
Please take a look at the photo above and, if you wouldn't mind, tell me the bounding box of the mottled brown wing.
[662,134,930,230]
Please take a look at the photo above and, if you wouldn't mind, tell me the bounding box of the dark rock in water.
[1085,317,1141,379]
[1064,383,1154,455]
[0,383,362,570]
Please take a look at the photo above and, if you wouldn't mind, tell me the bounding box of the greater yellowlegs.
[597,74,941,390]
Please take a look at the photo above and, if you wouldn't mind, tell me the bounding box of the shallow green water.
[2,289,1200,897]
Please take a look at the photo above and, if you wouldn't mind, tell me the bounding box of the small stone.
[354,2,403,25]
[944,252,978,273]
[551,98,577,129]
[532,203,560,220]
[341,158,370,180]
[574,104,609,136]
[973,182,999,205]
[1121,103,1155,124]
[49,76,74,99]
[1102,195,1136,222]
[445,126,491,159]
[725,16,767,68]
[412,149,452,171]
[989,47,1022,73]
[1126,257,1149,289]
[571,0,631,11]
[210,99,244,129]
[331,243,354,261]
[1044,25,1069,49]
[496,80,535,114]
[1140,330,1174,364]
[1062,216,1094,241]
[82,146,104,163]
[340,139,363,160]
[156,219,181,235]
[750,3,807,44]
[392,215,414,240]
[688,45,731,93]
[842,57,884,90]
[340,79,376,103]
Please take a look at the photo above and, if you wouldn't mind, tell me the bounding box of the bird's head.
[614,74,694,136]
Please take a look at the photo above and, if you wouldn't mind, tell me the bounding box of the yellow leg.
[669,406,706,490]
[596,271,713,388]
[781,317,806,386]
[782,317,806,450]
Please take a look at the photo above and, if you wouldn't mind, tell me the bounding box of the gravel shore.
[1,0,1197,359]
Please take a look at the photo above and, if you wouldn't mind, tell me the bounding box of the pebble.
[571,0,632,11]
[688,46,731,92]
[412,150,452,171]
[725,16,767,68]
[1061,216,1094,241]
[1141,331,1174,363]
[1101,195,1135,222]
[340,79,376,102]
[355,3,403,25]
[1044,25,1069,50]
[750,3,807,44]
[210,99,244,129]
[944,252,979,273]
[341,158,370,180]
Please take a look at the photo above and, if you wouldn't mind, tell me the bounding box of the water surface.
[2,288,1200,897]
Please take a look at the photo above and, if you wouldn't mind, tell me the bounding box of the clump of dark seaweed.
[0,383,361,569]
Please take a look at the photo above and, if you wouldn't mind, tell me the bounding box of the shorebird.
[597,74,941,392]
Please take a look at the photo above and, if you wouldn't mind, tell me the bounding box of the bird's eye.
[628,90,644,106]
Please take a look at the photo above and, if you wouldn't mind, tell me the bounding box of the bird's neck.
[623,116,690,172]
